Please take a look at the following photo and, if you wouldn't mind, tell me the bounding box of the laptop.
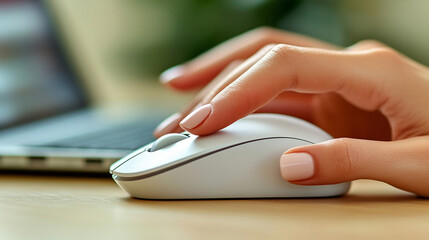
[0,0,170,173]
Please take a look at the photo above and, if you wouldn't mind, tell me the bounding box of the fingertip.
[160,65,217,91]
[179,104,213,132]
[280,152,315,182]
[160,65,186,85]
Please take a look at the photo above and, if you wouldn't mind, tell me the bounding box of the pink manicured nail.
[160,65,185,84]
[280,153,314,181]
[180,104,212,130]
[153,113,182,137]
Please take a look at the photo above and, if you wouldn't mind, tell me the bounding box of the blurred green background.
[110,0,343,78]
[55,0,428,83]
[2,0,428,108]
[46,0,429,106]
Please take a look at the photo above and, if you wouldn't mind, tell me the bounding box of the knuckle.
[329,138,361,175]
[356,39,386,48]
[269,44,294,60]
[266,44,300,89]
[370,47,403,63]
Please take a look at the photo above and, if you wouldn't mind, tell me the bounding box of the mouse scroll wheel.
[149,133,189,152]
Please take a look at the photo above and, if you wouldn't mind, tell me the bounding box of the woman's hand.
[154,27,340,136]
[154,27,429,197]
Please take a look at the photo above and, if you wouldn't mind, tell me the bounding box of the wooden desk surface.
[1,175,428,240]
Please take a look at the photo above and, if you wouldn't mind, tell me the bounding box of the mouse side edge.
[113,138,351,199]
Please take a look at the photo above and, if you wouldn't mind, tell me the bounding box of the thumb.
[280,137,429,197]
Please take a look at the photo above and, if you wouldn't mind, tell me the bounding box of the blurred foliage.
[111,0,343,79]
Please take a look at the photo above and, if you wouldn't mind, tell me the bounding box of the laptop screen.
[0,0,87,130]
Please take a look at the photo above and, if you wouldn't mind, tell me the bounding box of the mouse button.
[239,114,332,142]
[109,143,152,173]
[220,122,272,141]
[149,133,189,152]
[112,140,203,178]
[111,151,169,177]
[190,131,249,150]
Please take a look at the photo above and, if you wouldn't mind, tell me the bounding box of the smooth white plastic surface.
[110,114,351,199]
[149,133,189,152]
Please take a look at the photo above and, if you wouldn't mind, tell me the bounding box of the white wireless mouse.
[110,113,351,199]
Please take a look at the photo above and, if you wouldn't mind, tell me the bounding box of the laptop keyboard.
[34,121,158,150]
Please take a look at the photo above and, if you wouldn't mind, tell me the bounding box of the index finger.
[180,44,410,135]
[161,27,340,91]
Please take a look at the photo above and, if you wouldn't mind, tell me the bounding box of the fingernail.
[160,65,185,84]
[280,152,314,181]
[180,104,212,130]
[154,113,182,137]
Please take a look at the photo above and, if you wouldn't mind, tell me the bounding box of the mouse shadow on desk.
[117,193,429,220]
[120,192,423,205]
[331,192,423,203]
[119,181,426,207]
